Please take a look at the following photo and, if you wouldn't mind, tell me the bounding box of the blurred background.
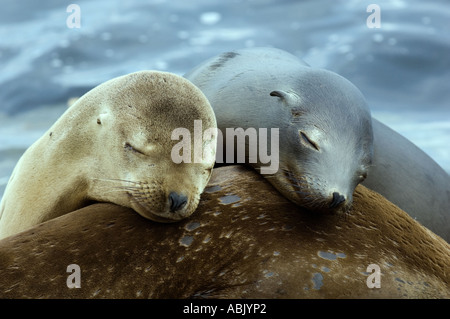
[1,0,449,199]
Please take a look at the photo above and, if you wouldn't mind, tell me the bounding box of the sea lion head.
[85,71,217,222]
[267,69,373,214]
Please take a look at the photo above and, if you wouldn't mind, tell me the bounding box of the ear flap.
[96,112,110,125]
[270,90,289,99]
[270,90,300,105]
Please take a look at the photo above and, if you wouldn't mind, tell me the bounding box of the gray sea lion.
[0,166,448,299]
[185,47,374,215]
[0,71,217,239]
[185,47,450,242]
[363,119,450,242]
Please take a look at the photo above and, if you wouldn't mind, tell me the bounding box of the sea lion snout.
[329,192,346,208]
[168,191,188,212]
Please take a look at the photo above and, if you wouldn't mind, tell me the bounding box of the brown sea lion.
[0,71,217,239]
[0,166,448,299]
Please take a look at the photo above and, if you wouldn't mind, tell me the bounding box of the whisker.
[90,178,150,198]
[118,186,142,191]
[92,178,141,185]
[93,187,127,196]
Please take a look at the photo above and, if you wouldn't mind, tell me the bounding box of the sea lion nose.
[329,192,346,208]
[169,192,188,212]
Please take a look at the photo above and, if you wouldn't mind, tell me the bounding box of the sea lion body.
[363,119,450,241]
[0,166,448,299]
[185,47,374,214]
[0,71,217,239]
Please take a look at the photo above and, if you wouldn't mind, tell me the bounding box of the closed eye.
[299,131,320,151]
[124,142,145,155]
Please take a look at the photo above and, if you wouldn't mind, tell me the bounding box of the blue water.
[1,0,449,199]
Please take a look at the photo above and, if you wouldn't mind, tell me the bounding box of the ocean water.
[1,0,449,199]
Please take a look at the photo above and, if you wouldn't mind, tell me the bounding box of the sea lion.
[0,71,217,239]
[185,47,450,242]
[0,166,448,299]
[363,119,450,242]
[184,47,374,214]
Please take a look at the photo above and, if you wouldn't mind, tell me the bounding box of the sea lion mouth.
[116,179,196,222]
[329,192,346,209]
[90,177,204,223]
[274,168,352,214]
[130,197,190,223]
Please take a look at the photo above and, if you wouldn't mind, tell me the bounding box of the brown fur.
[0,166,448,298]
